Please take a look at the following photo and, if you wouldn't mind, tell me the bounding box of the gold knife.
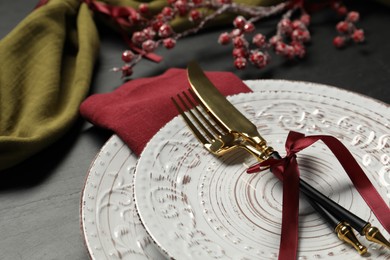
[187,61,273,161]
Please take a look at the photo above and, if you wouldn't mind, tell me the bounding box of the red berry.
[232,48,247,58]
[158,24,173,38]
[275,41,287,54]
[162,7,174,18]
[234,57,247,70]
[292,20,305,30]
[174,0,188,16]
[301,30,310,42]
[275,42,294,59]
[249,51,268,68]
[132,31,147,45]
[143,27,156,39]
[152,19,164,31]
[231,28,242,37]
[189,9,202,22]
[163,38,176,49]
[300,14,311,26]
[292,42,305,58]
[333,36,345,48]
[337,6,348,16]
[156,14,165,20]
[291,29,302,42]
[284,45,295,59]
[233,16,246,29]
[121,50,135,63]
[192,0,203,4]
[121,65,133,77]
[269,35,281,47]
[336,21,350,33]
[130,12,141,24]
[291,29,310,43]
[243,22,255,33]
[142,39,157,52]
[279,18,292,34]
[252,33,266,48]
[346,11,360,23]
[233,36,248,48]
[352,29,364,43]
[218,32,231,45]
[139,3,149,14]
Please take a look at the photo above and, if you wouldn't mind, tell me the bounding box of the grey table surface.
[0,0,389,259]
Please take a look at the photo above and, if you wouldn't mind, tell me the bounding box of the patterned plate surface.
[81,136,165,259]
[134,80,390,259]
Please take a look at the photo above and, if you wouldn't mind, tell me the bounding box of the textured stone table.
[0,1,389,259]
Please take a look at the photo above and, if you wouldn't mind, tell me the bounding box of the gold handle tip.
[363,224,390,249]
[336,222,368,255]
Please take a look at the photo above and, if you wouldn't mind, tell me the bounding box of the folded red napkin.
[80,68,251,156]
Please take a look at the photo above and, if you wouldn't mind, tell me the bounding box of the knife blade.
[187,61,272,160]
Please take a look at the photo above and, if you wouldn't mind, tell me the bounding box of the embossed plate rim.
[80,135,166,259]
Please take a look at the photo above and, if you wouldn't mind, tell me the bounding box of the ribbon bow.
[247,131,390,260]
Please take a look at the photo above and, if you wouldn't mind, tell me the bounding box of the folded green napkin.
[0,0,99,170]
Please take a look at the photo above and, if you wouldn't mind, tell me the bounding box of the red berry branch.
[85,0,364,77]
[332,4,365,48]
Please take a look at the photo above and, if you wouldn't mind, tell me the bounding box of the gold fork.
[171,90,237,155]
[171,89,273,161]
[171,88,386,254]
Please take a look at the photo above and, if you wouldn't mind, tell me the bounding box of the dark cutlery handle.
[305,193,340,229]
[270,151,368,234]
[299,179,368,234]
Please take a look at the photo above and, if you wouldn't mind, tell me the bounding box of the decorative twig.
[86,0,364,78]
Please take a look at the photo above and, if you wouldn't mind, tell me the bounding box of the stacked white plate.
[81,80,390,259]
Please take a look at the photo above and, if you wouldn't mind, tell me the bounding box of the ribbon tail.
[319,135,390,233]
[287,132,390,233]
[278,157,300,260]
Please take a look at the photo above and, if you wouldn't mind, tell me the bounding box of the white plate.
[134,80,390,259]
[80,135,165,259]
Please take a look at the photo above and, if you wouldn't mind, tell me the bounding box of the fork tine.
[171,95,210,145]
[187,88,228,134]
[172,90,237,155]
[183,90,225,138]
[178,92,218,141]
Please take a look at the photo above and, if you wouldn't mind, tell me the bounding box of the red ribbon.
[83,0,137,27]
[247,131,390,260]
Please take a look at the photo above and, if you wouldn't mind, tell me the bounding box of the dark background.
[0,0,389,259]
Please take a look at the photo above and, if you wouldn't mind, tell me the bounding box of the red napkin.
[80,68,251,156]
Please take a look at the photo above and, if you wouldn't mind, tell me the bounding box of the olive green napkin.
[0,0,99,170]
